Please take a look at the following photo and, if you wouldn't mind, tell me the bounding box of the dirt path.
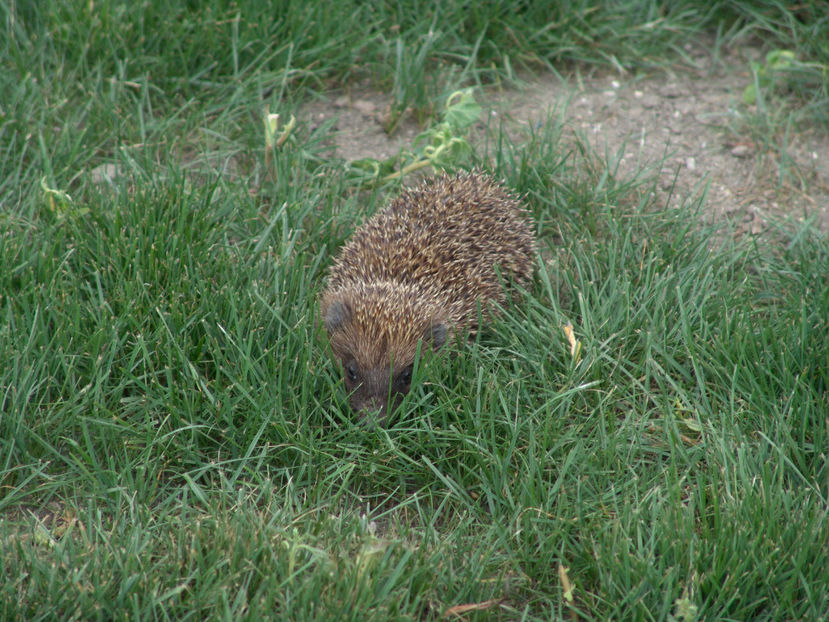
[305,54,829,234]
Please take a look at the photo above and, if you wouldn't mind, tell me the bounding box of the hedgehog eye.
[345,361,359,383]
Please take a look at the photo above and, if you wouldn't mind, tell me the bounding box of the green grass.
[2,1,828,620]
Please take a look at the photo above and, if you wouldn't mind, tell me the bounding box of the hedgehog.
[321,170,536,423]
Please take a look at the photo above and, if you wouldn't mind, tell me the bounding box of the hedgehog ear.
[425,321,448,349]
[324,298,352,333]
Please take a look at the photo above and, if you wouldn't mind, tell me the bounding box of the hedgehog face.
[339,356,414,423]
[322,283,449,424]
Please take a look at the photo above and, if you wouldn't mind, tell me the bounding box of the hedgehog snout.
[348,367,402,425]
[353,397,392,428]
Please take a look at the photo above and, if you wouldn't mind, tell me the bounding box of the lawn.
[1,1,827,620]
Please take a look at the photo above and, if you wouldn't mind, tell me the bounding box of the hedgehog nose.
[356,400,386,428]
[348,392,388,426]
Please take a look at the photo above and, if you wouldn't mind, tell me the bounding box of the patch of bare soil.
[304,53,829,234]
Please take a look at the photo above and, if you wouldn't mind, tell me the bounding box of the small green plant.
[40,177,89,219]
[742,49,800,105]
[347,88,481,186]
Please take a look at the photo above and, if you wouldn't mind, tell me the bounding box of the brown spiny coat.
[321,171,536,422]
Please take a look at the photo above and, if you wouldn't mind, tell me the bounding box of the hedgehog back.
[326,172,535,332]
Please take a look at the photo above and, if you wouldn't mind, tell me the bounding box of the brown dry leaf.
[562,322,582,362]
[442,599,502,618]
[559,564,575,603]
